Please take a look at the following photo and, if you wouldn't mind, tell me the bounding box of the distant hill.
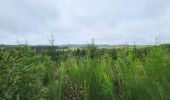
[1,44,168,50]
[0,44,113,49]
[0,44,129,49]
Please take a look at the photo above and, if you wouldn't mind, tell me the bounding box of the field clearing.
[0,44,170,100]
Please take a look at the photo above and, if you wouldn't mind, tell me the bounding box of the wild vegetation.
[0,44,170,100]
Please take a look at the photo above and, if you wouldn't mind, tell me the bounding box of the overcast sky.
[0,0,170,45]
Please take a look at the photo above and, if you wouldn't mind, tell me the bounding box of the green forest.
[0,44,170,100]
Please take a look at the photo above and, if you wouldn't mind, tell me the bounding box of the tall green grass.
[0,45,170,100]
[47,46,170,100]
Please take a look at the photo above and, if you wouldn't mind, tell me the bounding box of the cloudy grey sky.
[0,0,170,45]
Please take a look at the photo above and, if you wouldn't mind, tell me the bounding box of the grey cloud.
[0,0,170,45]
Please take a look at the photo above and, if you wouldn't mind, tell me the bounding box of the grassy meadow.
[0,44,170,100]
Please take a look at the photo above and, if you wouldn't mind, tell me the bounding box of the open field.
[0,44,170,100]
[1,0,170,99]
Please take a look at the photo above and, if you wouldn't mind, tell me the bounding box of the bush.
[0,46,52,100]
